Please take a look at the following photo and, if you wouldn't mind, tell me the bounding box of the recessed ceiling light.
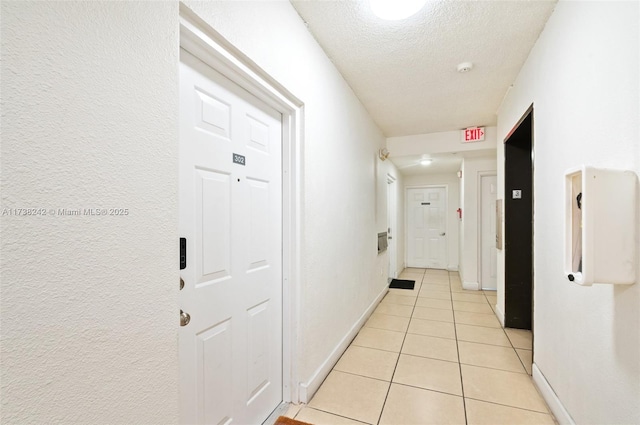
[420,159,432,166]
[370,0,427,20]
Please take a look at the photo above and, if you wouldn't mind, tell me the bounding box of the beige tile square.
[458,341,525,373]
[465,399,555,425]
[416,297,452,310]
[374,302,413,318]
[401,333,459,362]
[408,318,456,339]
[379,383,465,425]
[418,290,452,301]
[365,313,410,333]
[352,327,405,352]
[425,268,449,275]
[308,371,390,424]
[455,324,511,347]
[295,407,369,424]
[453,300,494,314]
[334,345,399,381]
[422,275,450,285]
[516,348,533,375]
[382,294,416,306]
[484,293,497,301]
[461,364,548,412]
[449,284,466,293]
[505,328,533,349]
[404,267,426,273]
[393,354,462,396]
[388,284,421,297]
[451,292,488,303]
[454,311,501,328]
[421,283,451,293]
[412,306,454,322]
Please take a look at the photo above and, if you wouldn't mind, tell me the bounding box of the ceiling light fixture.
[370,0,427,20]
[420,159,432,166]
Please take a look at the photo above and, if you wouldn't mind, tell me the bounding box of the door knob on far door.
[180,310,191,327]
[180,277,184,290]
[440,232,446,236]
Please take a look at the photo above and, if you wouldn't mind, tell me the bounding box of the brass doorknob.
[180,277,184,290]
[180,310,191,327]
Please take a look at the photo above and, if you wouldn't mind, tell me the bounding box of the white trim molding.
[298,287,388,403]
[179,4,304,404]
[494,302,505,327]
[532,364,576,425]
[462,281,480,291]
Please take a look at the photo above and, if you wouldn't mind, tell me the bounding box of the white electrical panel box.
[565,166,638,285]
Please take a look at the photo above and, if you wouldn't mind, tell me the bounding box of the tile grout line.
[449,272,469,425]
[374,270,424,425]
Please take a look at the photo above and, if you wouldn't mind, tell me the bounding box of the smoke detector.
[457,62,474,73]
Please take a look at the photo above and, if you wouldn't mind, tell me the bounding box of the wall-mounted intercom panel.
[564,166,638,285]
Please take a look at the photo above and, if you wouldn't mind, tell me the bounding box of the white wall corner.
[298,286,388,403]
[494,302,505,327]
[532,364,576,425]
[462,281,479,291]
[448,265,459,272]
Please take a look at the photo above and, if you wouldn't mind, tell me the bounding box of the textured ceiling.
[291,0,557,137]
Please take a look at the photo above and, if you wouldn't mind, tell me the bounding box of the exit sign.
[462,127,485,143]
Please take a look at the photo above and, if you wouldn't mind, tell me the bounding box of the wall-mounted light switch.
[512,190,522,199]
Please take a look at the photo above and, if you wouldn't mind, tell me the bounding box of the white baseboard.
[532,364,575,425]
[447,265,459,272]
[494,303,505,327]
[462,281,479,290]
[298,285,388,403]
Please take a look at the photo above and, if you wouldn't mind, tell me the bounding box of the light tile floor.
[285,268,554,425]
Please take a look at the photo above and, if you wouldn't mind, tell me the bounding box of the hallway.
[284,268,553,424]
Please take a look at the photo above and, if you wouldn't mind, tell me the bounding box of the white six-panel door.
[406,187,447,269]
[179,49,283,425]
[480,175,498,290]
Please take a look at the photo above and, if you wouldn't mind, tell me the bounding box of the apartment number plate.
[233,153,246,166]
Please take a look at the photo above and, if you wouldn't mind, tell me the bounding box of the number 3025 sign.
[232,153,246,166]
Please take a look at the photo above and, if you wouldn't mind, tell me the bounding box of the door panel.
[481,175,498,290]
[407,187,447,269]
[505,111,533,330]
[180,48,283,425]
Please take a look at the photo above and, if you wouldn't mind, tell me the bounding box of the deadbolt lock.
[180,277,184,291]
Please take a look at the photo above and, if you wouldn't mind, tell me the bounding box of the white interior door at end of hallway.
[179,48,283,425]
[406,187,447,269]
[480,175,498,290]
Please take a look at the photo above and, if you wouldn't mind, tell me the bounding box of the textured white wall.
[181,1,388,391]
[403,173,461,270]
[1,2,180,424]
[388,127,497,156]
[497,1,639,423]
[459,157,497,287]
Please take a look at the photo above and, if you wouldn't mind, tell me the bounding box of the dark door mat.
[389,279,415,290]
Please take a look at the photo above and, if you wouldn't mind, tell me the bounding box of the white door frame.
[387,174,397,279]
[477,172,497,290]
[405,184,449,269]
[180,5,303,404]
